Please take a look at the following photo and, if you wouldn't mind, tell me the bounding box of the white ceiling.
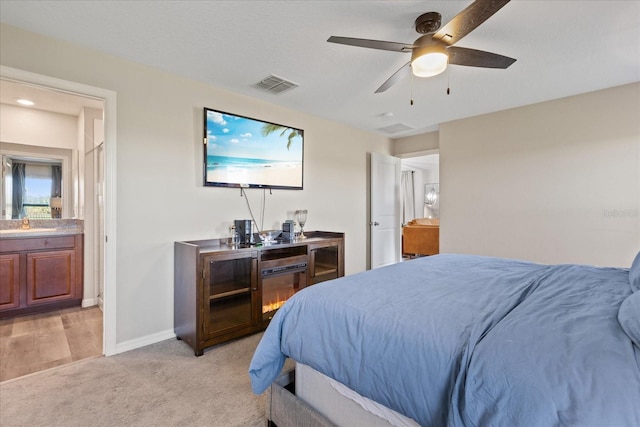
[1,1,639,137]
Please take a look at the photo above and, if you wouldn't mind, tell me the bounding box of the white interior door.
[370,152,401,268]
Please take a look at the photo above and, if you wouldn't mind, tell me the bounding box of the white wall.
[440,82,640,268]
[0,24,391,347]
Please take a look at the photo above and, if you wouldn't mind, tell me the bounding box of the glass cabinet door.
[310,245,340,285]
[203,253,257,338]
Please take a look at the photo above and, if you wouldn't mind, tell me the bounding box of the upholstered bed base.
[266,368,335,427]
[266,364,416,427]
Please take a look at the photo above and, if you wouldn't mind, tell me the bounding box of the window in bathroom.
[8,161,62,219]
[23,163,53,218]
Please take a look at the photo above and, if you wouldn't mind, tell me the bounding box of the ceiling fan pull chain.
[410,71,414,105]
[447,67,451,95]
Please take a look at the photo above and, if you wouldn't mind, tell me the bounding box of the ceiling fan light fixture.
[411,44,448,78]
[328,0,516,92]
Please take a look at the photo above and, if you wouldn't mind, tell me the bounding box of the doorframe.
[1,65,118,356]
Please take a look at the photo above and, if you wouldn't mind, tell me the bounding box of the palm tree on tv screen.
[261,124,301,150]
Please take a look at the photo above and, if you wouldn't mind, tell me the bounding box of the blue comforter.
[249,254,640,426]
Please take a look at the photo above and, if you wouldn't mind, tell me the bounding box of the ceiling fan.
[327,0,516,93]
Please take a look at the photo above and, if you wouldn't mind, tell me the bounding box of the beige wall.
[1,24,391,346]
[439,82,640,267]
[392,131,439,156]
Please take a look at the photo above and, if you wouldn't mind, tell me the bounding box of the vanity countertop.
[0,228,84,238]
[0,219,84,239]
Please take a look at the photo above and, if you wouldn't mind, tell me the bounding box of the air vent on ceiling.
[254,75,299,94]
[377,123,414,134]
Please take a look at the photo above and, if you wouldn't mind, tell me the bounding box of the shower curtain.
[51,164,62,197]
[401,170,415,225]
[11,162,26,219]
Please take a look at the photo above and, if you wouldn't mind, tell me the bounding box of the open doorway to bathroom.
[0,77,107,380]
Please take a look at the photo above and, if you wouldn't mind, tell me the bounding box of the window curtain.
[11,162,26,219]
[51,164,62,197]
[401,170,415,225]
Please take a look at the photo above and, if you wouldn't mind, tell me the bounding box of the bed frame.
[266,365,416,427]
[266,369,335,427]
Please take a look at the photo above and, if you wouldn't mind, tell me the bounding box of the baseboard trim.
[82,298,97,307]
[114,329,176,355]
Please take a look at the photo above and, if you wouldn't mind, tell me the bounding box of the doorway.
[399,151,440,260]
[0,65,117,359]
[400,152,440,222]
[369,151,440,268]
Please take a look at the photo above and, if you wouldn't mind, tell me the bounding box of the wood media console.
[174,231,344,356]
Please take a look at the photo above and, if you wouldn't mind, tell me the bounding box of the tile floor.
[0,306,103,382]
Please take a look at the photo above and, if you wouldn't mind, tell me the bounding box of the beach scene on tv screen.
[206,110,303,188]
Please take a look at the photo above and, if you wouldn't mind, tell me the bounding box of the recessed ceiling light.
[16,98,35,106]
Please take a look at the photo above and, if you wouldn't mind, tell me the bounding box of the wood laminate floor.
[0,306,103,382]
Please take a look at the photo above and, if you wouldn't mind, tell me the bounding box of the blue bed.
[249,254,640,426]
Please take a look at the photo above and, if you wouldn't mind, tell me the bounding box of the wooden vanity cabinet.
[0,234,83,318]
[0,253,20,310]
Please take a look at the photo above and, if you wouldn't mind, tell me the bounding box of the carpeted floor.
[0,332,291,427]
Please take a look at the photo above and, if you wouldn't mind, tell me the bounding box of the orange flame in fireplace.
[262,290,294,314]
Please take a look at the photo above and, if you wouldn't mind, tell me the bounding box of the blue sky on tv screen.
[206,110,302,161]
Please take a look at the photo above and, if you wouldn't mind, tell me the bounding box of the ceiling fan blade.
[375,62,411,93]
[327,36,414,53]
[447,46,516,69]
[434,0,511,45]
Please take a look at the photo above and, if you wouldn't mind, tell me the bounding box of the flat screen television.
[203,107,304,190]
